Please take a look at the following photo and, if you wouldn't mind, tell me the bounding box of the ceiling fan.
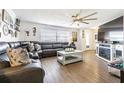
[71,10,98,26]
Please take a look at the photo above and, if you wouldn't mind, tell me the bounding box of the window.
[57,31,70,42]
[109,31,123,41]
[41,29,71,42]
[41,30,56,42]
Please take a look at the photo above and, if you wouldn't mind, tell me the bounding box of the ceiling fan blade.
[83,12,97,19]
[83,18,97,20]
[81,21,89,24]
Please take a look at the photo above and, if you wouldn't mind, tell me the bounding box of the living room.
[0,9,124,83]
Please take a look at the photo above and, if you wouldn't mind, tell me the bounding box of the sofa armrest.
[121,69,124,83]
[29,52,39,59]
[0,62,45,83]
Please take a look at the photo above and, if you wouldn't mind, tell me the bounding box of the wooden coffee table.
[57,50,83,65]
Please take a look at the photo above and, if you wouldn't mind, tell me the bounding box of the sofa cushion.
[29,52,39,59]
[9,42,15,48]
[14,42,21,48]
[42,44,53,49]
[20,41,30,46]
[62,44,69,48]
[0,43,10,54]
[42,49,56,54]
[56,48,63,51]
[0,53,10,62]
[7,48,31,67]
[43,49,57,52]
[53,44,62,48]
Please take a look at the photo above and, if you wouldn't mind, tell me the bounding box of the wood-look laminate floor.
[41,51,120,83]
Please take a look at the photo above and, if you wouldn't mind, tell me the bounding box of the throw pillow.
[28,43,35,52]
[6,48,31,67]
[34,44,41,51]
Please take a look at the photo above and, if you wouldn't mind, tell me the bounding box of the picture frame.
[14,18,20,31]
[0,12,1,27]
[72,32,77,42]
[15,31,17,37]
[15,18,20,26]
[2,9,10,24]
[82,30,85,38]
[2,24,9,36]
[0,32,1,38]
[0,21,1,27]
[9,17,14,29]
[15,25,20,31]
[2,9,14,29]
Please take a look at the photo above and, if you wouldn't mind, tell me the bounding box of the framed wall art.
[0,21,1,27]
[2,9,14,29]
[9,17,14,29]
[82,30,85,38]
[72,32,77,42]
[3,24,9,36]
[2,9,10,24]
[0,10,1,26]
[15,31,17,37]
[0,32,1,38]
[15,18,20,31]
[0,12,1,18]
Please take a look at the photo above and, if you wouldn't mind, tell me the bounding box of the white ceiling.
[13,9,123,29]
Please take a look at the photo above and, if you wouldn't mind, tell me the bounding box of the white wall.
[74,29,83,50]
[19,21,74,42]
[0,9,20,42]
[19,21,42,41]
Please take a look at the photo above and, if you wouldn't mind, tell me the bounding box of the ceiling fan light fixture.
[75,21,80,26]
[71,11,97,25]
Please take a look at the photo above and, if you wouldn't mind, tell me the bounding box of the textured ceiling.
[13,9,123,28]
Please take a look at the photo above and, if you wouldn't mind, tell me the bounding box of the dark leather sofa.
[0,42,45,83]
[0,41,72,82]
[38,42,69,58]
